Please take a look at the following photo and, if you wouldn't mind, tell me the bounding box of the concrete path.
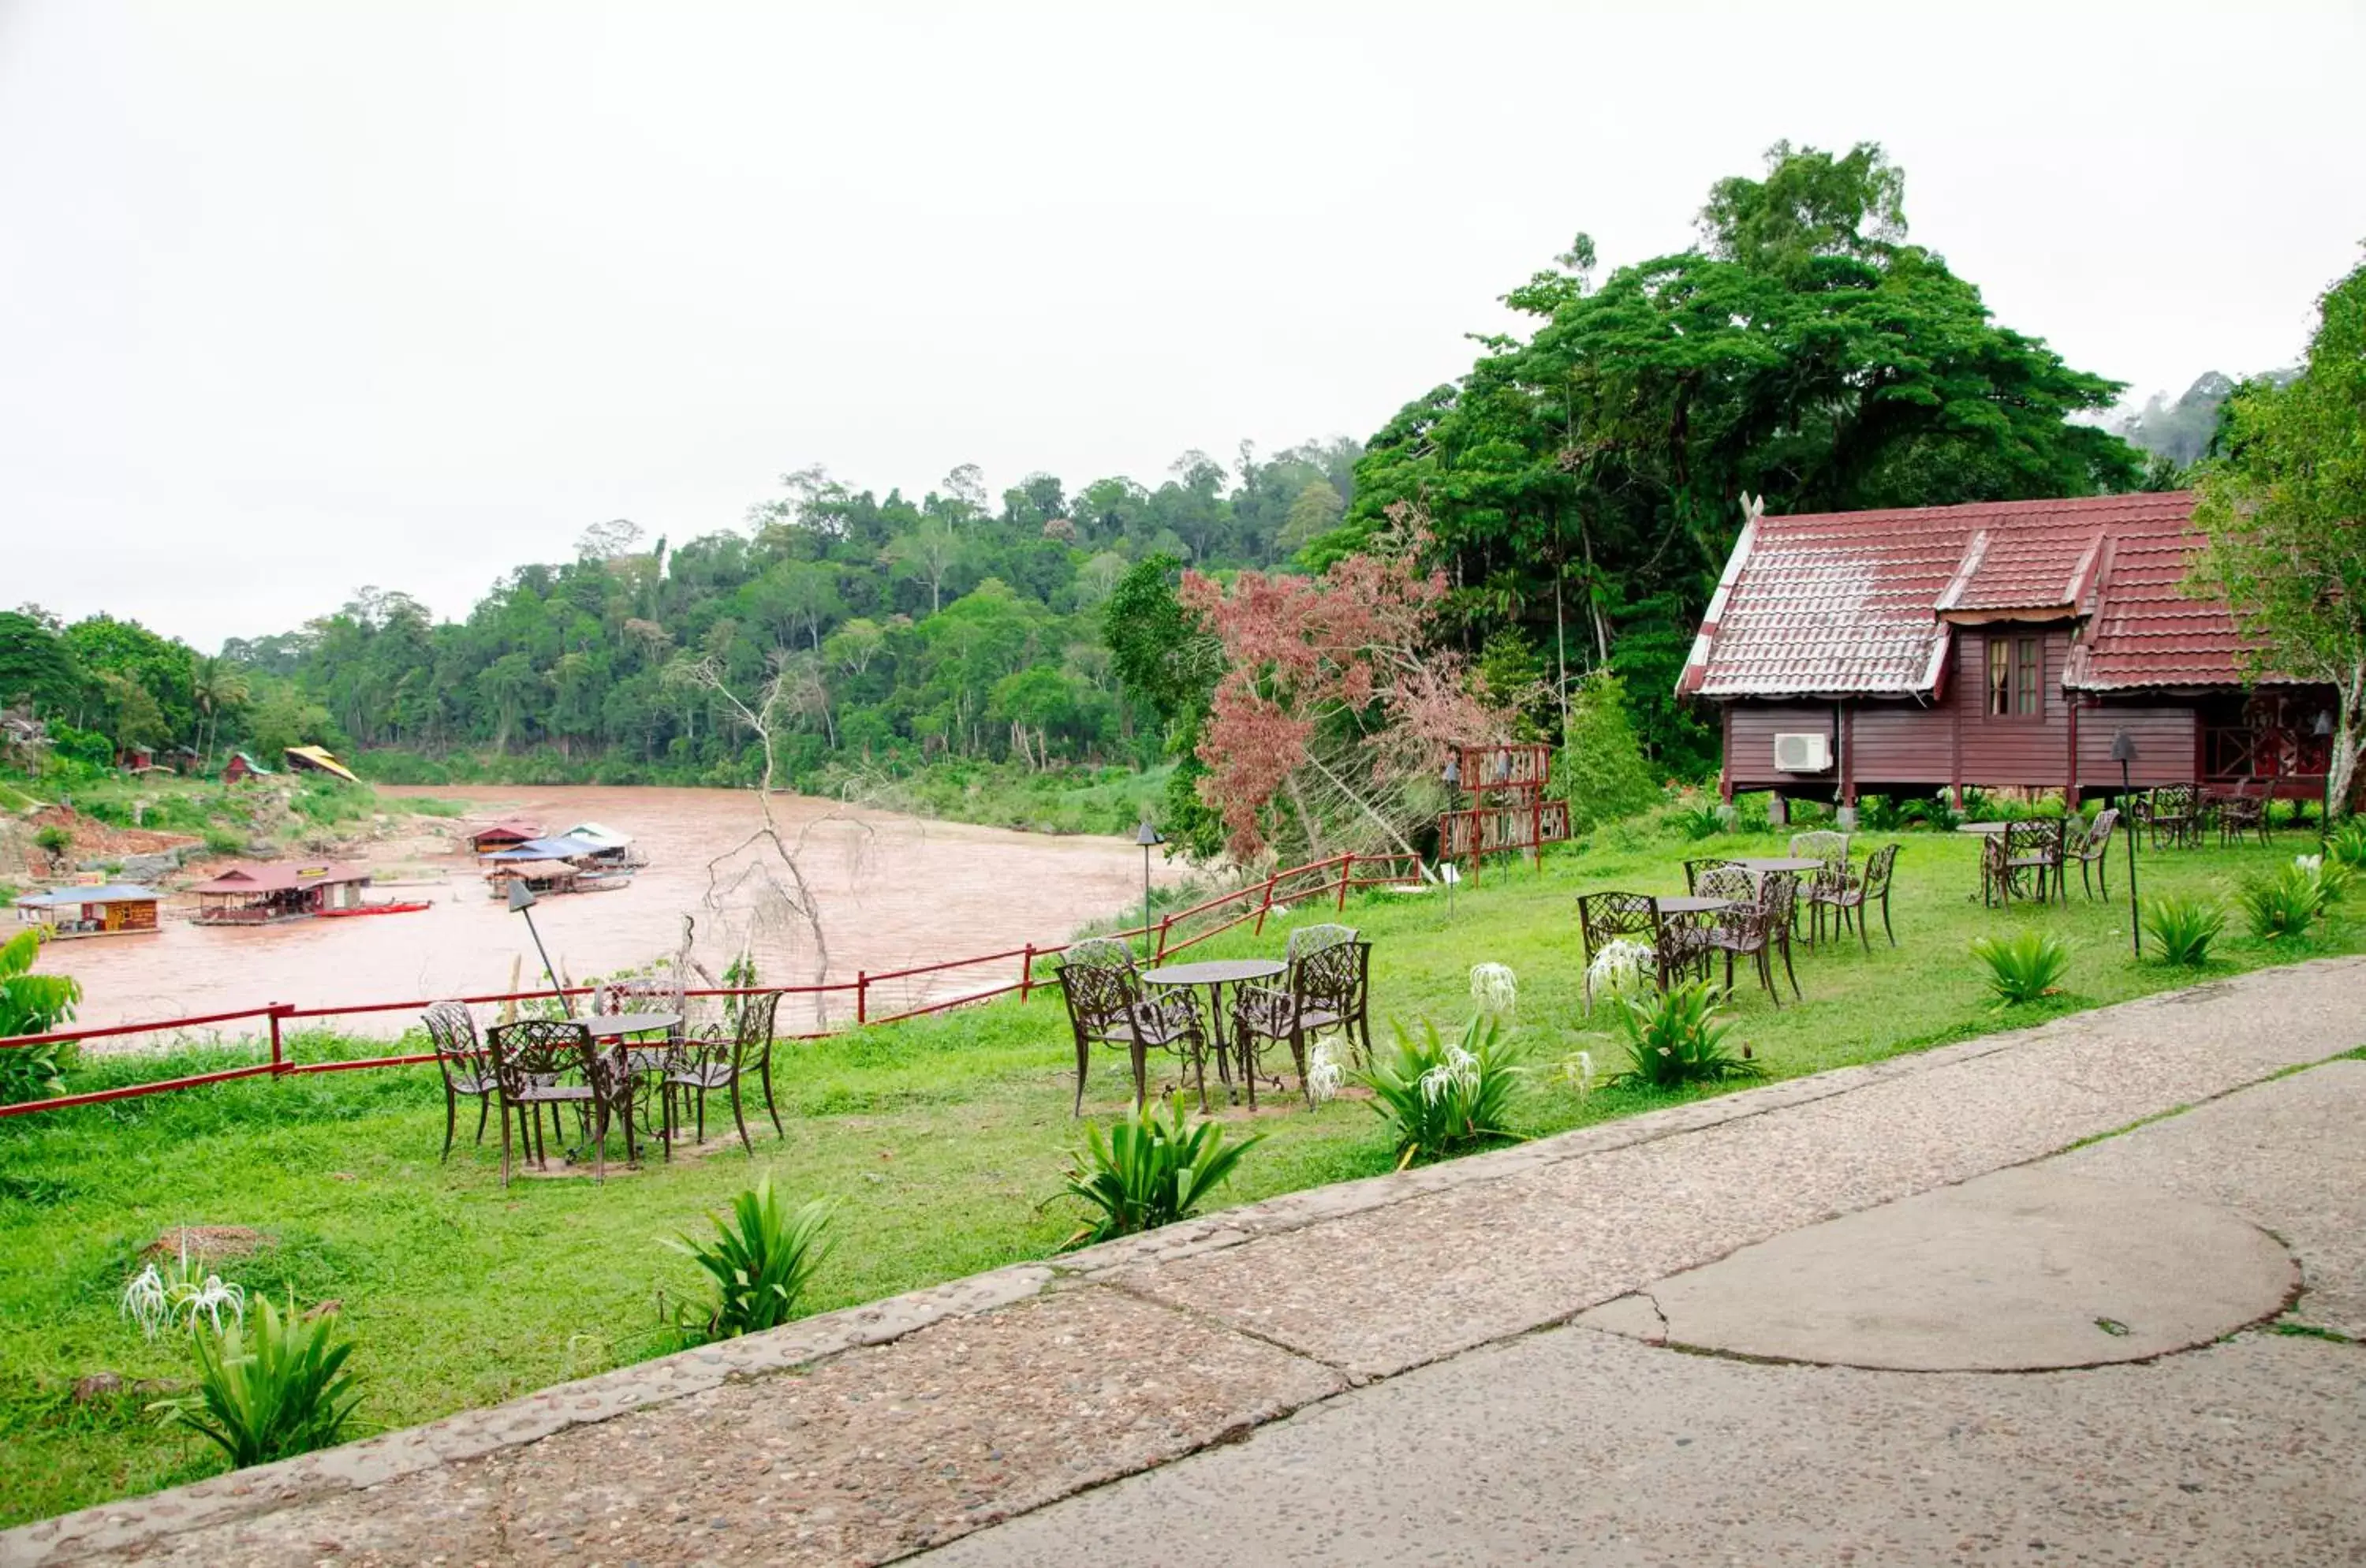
[9,958,2364,1566]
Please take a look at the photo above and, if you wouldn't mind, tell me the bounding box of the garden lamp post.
[1134,820,1163,960]
[2314,710,2337,837]
[506,878,573,1016]
[1439,752,1463,913]
[2110,730,2140,958]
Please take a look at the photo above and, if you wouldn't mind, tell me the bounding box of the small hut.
[15,884,162,939]
[222,752,271,785]
[283,746,360,783]
[188,861,372,924]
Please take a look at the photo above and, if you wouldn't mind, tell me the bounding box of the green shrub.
[1969,929,2072,1004]
[1611,980,1761,1088]
[1673,798,1727,840]
[668,1178,831,1342]
[1557,673,1661,832]
[0,929,82,1104]
[2328,819,2366,873]
[152,1296,363,1469]
[2140,895,2226,966]
[1057,1093,1261,1248]
[32,824,73,862]
[202,827,248,857]
[1358,1014,1525,1167]
[2240,862,2330,939]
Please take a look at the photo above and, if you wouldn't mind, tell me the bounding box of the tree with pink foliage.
[1181,505,1505,863]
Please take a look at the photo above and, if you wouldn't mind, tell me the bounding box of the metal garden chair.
[2068,808,2119,899]
[1815,842,1901,949]
[1234,937,1371,1105]
[487,1017,629,1185]
[661,989,779,1157]
[421,1000,497,1162]
[1054,945,1207,1114]
[1698,868,1797,1006]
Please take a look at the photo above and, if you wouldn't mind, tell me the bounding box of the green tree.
[1342,141,2138,772]
[1557,672,1661,831]
[2189,254,2366,818]
[0,610,78,714]
[1276,478,1345,558]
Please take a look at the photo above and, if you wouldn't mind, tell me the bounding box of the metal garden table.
[1142,958,1285,1110]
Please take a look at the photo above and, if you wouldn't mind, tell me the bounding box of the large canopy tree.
[2190,254,2366,819]
[1328,141,2140,773]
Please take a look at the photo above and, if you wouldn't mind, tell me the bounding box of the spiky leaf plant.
[1058,1094,1261,1249]
[152,1296,362,1469]
[668,1178,832,1342]
[1968,929,2073,1005]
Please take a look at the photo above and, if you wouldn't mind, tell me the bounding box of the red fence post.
[1156,916,1172,961]
[268,1003,288,1074]
[856,972,868,1025]
[1337,851,1353,910]
[1254,873,1279,935]
[1020,944,1034,1002]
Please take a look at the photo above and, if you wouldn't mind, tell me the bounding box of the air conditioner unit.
[1774,732,1831,773]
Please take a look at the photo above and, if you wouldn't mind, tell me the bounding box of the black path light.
[2110,730,2140,958]
[1439,752,1463,916]
[506,877,575,1016]
[2314,709,2337,838]
[1134,820,1164,960]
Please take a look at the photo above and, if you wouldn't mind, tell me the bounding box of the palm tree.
[190,656,251,771]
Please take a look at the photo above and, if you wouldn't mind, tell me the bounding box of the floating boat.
[315,900,434,918]
[14,884,163,939]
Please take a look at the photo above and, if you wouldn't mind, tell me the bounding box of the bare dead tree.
[664,651,875,1027]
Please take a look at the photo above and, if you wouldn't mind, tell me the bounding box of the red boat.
[315,901,433,918]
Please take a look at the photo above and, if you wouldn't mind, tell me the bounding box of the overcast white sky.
[4,1,2361,649]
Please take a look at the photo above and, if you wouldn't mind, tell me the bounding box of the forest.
[2,142,2241,861]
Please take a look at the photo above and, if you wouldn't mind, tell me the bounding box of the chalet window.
[1986,635,2042,719]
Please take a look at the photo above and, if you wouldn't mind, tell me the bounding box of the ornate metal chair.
[1579,891,1695,1002]
[487,1017,626,1185]
[421,1001,497,1163]
[1815,842,1901,948]
[661,989,779,1157]
[1789,831,1853,944]
[2140,785,2200,849]
[2067,808,2119,899]
[2214,782,2271,848]
[1995,819,2064,906]
[1684,857,1745,894]
[1698,869,1797,1006]
[1054,946,1206,1114]
[1234,938,1371,1107]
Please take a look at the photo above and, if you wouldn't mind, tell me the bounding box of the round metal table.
[1723,857,1827,875]
[1142,959,1285,1110]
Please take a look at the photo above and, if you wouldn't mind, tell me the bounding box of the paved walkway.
[9,958,2364,1566]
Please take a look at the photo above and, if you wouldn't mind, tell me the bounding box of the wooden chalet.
[188,861,372,924]
[15,883,162,939]
[1679,492,2340,815]
[221,751,271,785]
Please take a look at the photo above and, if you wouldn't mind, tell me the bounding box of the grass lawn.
[2,819,2358,1525]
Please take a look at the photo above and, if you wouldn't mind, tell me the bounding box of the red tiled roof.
[1680,491,2271,699]
[188,861,371,894]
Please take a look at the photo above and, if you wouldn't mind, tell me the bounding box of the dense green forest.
[4,142,2190,854]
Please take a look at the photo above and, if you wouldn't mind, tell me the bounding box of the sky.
[4,1,2362,651]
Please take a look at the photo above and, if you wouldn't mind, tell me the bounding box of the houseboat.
[465,818,543,856]
[188,861,375,924]
[15,884,162,939]
[558,821,646,869]
[481,833,636,897]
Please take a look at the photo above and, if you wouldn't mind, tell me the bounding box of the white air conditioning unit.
[1774,732,1832,773]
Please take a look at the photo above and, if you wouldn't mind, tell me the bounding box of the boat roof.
[562,821,632,847]
[283,745,360,783]
[187,861,371,894]
[488,859,577,877]
[485,835,601,861]
[17,884,159,907]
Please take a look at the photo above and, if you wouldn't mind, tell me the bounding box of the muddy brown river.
[46,786,1179,1038]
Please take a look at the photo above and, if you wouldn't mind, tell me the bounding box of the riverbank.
[2,825,2356,1527]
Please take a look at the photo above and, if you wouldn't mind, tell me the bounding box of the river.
[43,785,1179,1038]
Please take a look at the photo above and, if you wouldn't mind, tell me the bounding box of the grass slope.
[1,824,2357,1524]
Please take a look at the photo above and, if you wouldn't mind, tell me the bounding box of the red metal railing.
[0,850,1433,1118]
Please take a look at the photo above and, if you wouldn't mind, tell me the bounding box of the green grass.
[0,823,2357,1525]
